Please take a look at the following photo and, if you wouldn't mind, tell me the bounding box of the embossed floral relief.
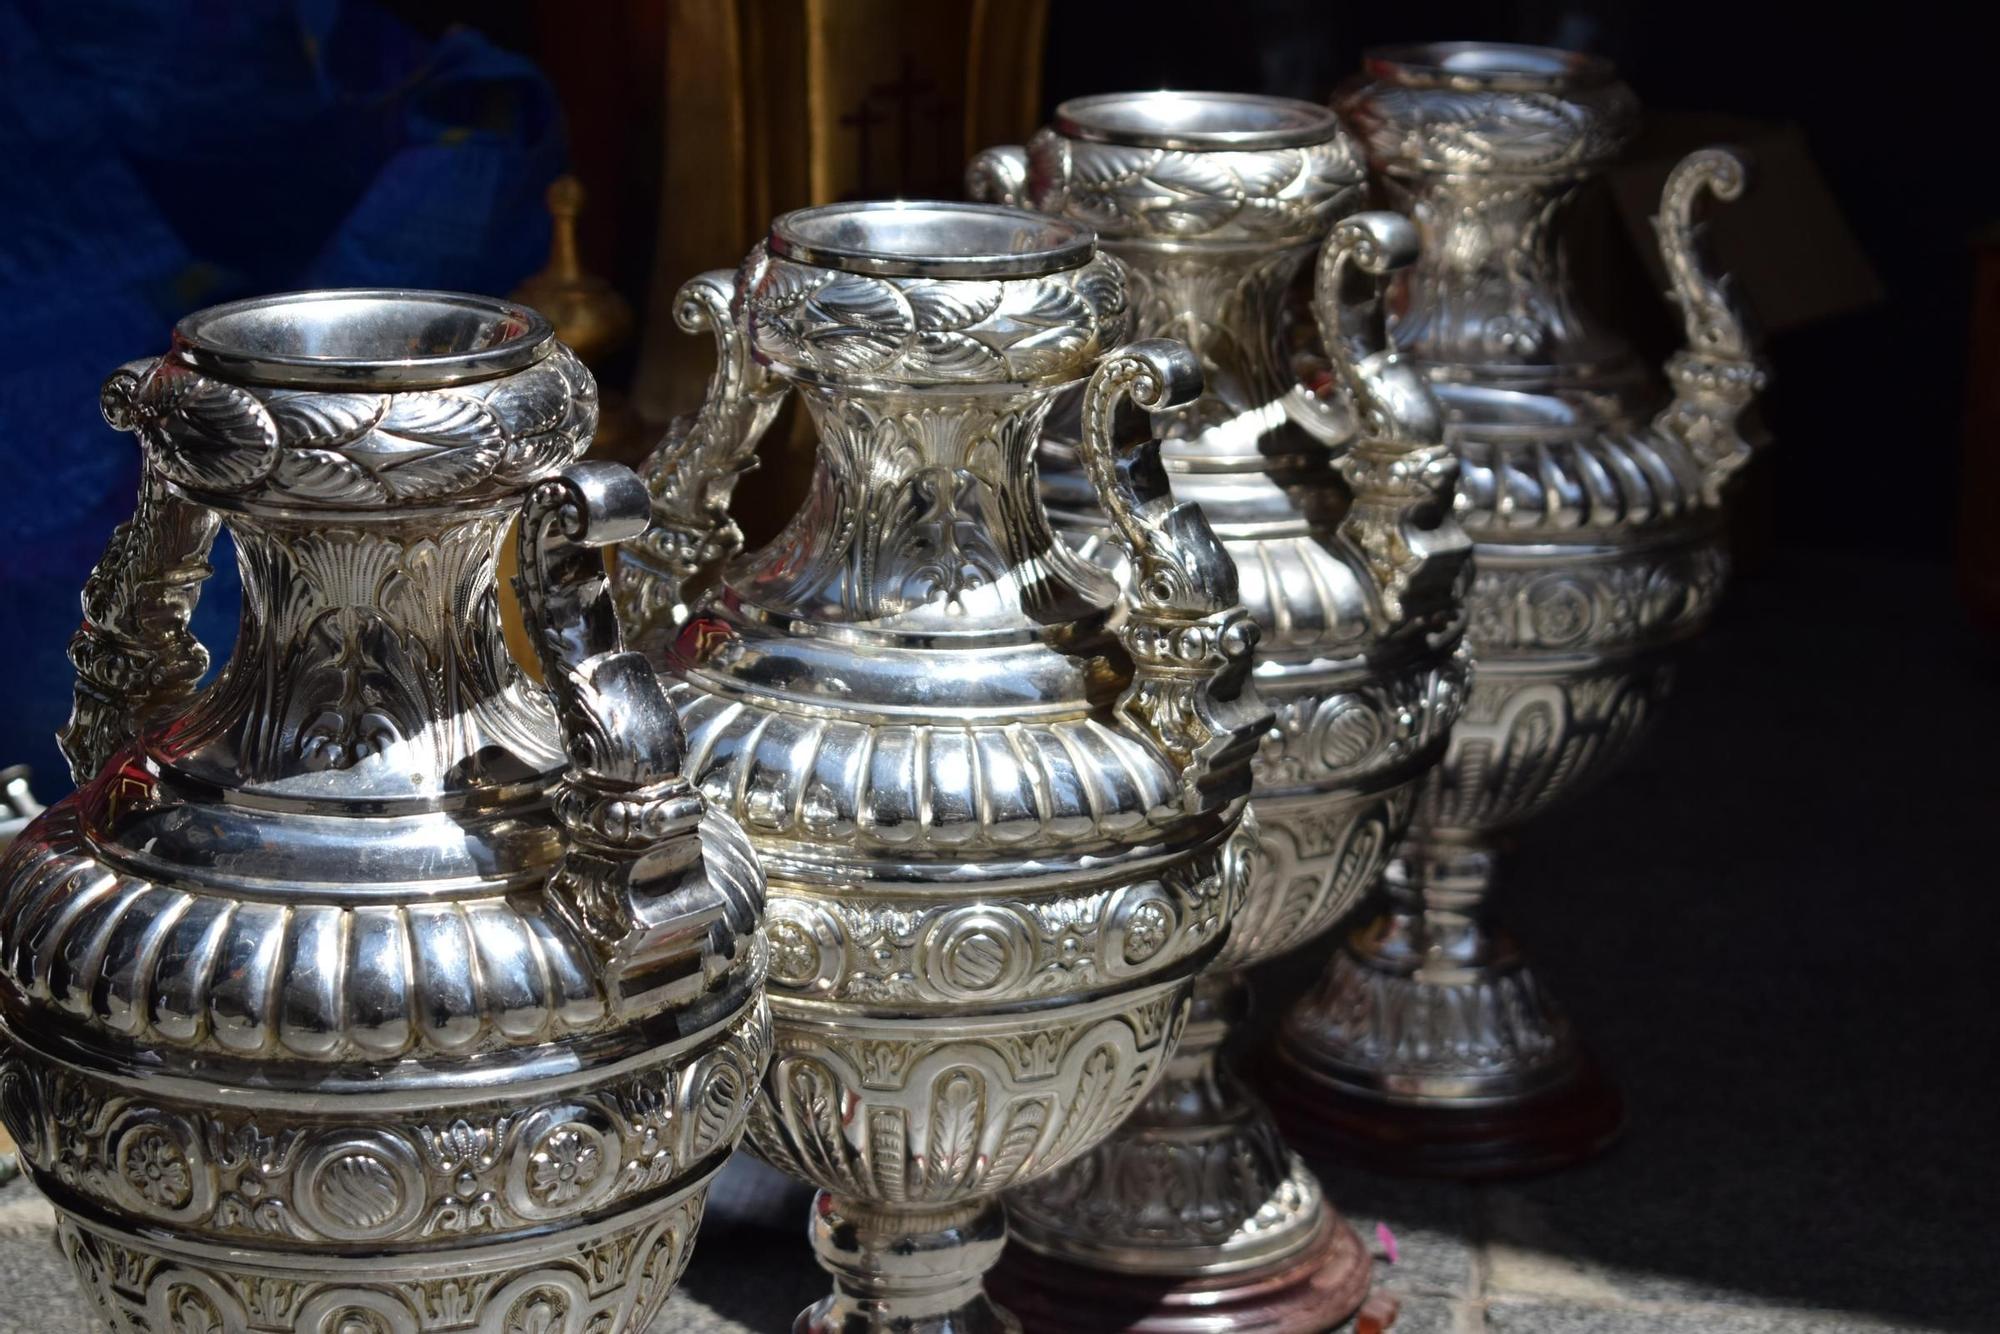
[744,250,1128,387]
[747,1005,1180,1206]
[1418,664,1672,834]
[735,394,1052,626]
[1463,545,1726,656]
[758,845,1228,1007]
[163,514,561,788]
[1041,133,1365,244]
[52,1196,703,1334]
[125,343,595,511]
[5,1011,762,1250]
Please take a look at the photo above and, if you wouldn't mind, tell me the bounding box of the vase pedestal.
[996,1202,1369,1334]
[1273,843,1624,1178]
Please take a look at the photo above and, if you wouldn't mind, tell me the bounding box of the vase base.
[991,1204,1371,1334]
[794,1296,1021,1334]
[1267,1054,1624,1180]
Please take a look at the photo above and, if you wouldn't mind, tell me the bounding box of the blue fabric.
[0,0,564,793]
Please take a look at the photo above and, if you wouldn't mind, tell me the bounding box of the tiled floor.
[2,554,1991,1334]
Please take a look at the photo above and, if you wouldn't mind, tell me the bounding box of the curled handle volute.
[613,267,786,643]
[518,461,764,1019]
[966,130,1072,211]
[59,358,222,784]
[1310,211,1470,636]
[1078,339,1269,813]
[1653,145,1769,503]
[965,144,1030,207]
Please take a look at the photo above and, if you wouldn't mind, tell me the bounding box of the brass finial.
[513,174,635,369]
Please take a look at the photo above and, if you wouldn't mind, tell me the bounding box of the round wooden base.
[1267,1056,1625,1180]
[991,1205,1371,1334]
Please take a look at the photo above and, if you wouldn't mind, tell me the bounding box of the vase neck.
[1389,174,1638,393]
[723,382,1117,637]
[1107,240,1319,469]
[151,506,564,805]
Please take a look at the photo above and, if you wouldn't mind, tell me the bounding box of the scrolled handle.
[965,144,1030,207]
[519,461,685,788]
[1658,147,1754,361]
[517,461,760,1018]
[58,359,222,784]
[614,267,786,641]
[1310,212,1469,635]
[1653,145,1768,502]
[1078,339,1269,812]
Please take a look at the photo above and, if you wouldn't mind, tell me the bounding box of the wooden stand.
[992,1205,1371,1334]
[1267,1056,1624,1180]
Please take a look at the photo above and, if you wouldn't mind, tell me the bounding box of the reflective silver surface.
[0,768,40,852]
[0,291,770,1331]
[975,93,1469,1305]
[1279,45,1769,1147]
[618,201,1267,1333]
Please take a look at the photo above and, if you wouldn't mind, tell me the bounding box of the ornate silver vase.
[0,291,771,1332]
[1272,42,1769,1175]
[970,94,1470,1331]
[616,202,1267,1333]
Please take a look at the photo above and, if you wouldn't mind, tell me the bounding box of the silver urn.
[616,202,1267,1333]
[970,93,1471,1330]
[0,291,771,1332]
[1273,42,1770,1174]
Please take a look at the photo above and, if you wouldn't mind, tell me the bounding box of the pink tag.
[1375,1221,1400,1265]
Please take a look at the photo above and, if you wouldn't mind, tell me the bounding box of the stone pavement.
[1,553,1991,1334]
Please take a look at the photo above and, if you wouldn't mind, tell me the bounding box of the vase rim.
[768,200,1094,280]
[172,289,555,390]
[1362,41,1616,91]
[1052,90,1340,151]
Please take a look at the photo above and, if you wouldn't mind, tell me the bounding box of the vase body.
[618,202,1267,1333]
[0,291,770,1332]
[969,94,1472,1331]
[1274,44,1769,1176]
